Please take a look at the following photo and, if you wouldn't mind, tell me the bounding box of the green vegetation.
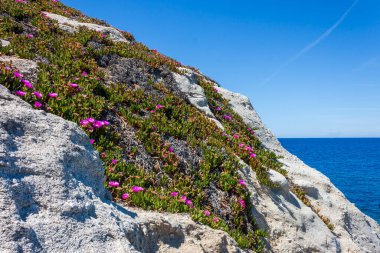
[0,0,299,250]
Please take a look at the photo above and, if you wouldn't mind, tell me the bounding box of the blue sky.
[62,0,380,137]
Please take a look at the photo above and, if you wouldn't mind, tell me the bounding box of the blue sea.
[279,138,380,224]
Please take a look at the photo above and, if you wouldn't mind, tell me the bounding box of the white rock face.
[43,12,130,43]
[172,68,224,129]
[0,39,10,47]
[0,84,246,253]
[217,86,380,253]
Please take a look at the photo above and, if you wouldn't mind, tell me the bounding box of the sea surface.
[279,138,380,224]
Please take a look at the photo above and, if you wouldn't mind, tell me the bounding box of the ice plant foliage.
[0,2,285,249]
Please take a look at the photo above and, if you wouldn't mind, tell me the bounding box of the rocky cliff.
[0,0,379,252]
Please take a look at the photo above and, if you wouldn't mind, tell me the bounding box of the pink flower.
[15,90,26,97]
[239,199,246,209]
[132,186,144,193]
[238,179,246,187]
[150,109,156,113]
[185,199,193,208]
[14,72,23,78]
[87,118,95,123]
[216,107,221,111]
[33,91,42,99]
[34,101,42,108]
[27,34,34,39]
[180,196,187,202]
[22,79,33,89]
[213,217,219,222]
[111,159,118,165]
[121,193,130,200]
[93,121,103,128]
[109,181,119,187]
[170,192,178,197]
[48,93,58,98]
[89,139,95,144]
[224,115,232,121]
[101,152,107,158]
[5,67,11,71]
[168,147,174,153]
[250,153,257,158]
[156,104,163,109]
[239,143,245,148]
[80,119,89,126]
[245,146,253,152]
[69,83,79,88]
[213,87,219,93]
[81,71,88,77]
[233,134,239,139]
[204,210,211,216]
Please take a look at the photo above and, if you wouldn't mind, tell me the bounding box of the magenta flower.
[180,196,187,202]
[14,72,23,78]
[204,210,211,216]
[22,79,33,89]
[34,101,42,108]
[109,181,119,187]
[239,199,246,209]
[69,83,79,88]
[81,71,88,77]
[80,119,89,126]
[93,121,103,128]
[224,115,232,121]
[5,67,11,71]
[33,91,42,99]
[132,186,144,193]
[250,153,257,158]
[150,109,156,113]
[168,147,174,153]
[89,139,95,144]
[245,146,253,152]
[27,34,34,39]
[238,179,246,187]
[170,192,178,197]
[121,193,130,200]
[111,159,118,165]
[48,93,58,98]
[87,118,95,123]
[233,134,239,139]
[185,199,193,208]
[216,107,221,111]
[15,90,26,97]
[239,143,245,148]
[156,104,163,109]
